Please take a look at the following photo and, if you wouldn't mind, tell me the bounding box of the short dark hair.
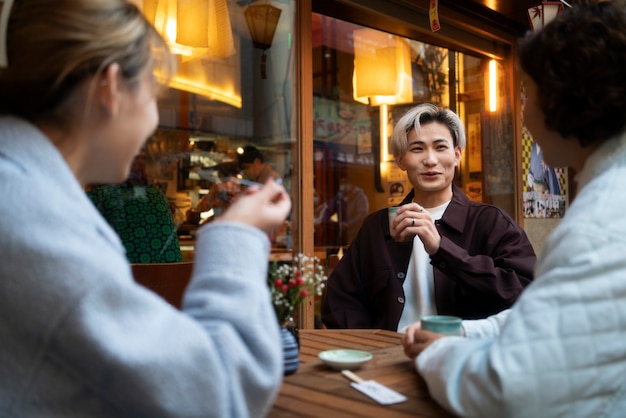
[518,0,626,147]
[238,145,265,166]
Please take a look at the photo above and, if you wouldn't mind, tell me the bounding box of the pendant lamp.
[244,1,282,79]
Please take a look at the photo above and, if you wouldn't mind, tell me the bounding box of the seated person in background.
[322,103,536,333]
[0,1,290,416]
[87,152,183,263]
[322,177,370,245]
[238,145,280,183]
[403,2,626,417]
[198,145,281,216]
[196,160,242,217]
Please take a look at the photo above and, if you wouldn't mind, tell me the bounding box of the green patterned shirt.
[87,184,182,263]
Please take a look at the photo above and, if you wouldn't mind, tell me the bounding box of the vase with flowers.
[268,253,327,375]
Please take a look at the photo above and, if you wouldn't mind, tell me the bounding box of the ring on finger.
[411,218,415,226]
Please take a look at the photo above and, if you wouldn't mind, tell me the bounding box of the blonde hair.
[389,103,466,158]
[0,0,173,122]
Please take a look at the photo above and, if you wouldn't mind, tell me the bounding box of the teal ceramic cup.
[421,315,463,336]
[388,207,399,235]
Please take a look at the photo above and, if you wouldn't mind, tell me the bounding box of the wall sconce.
[244,1,282,79]
[352,29,413,107]
[527,1,564,31]
[352,29,413,166]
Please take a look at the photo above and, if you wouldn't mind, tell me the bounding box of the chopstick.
[221,176,283,188]
[341,370,365,384]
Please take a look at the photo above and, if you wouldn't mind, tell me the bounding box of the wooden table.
[268,329,454,418]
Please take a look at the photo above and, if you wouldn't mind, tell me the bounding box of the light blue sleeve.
[416,336,506,417]
[461,309,511,339]
[49,222,281,418]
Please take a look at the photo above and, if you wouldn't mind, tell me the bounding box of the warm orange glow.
[155,48,242,108]
[380,104,390,162]
[167,77,241,108]
[143,0,239,105]
[143,0,235,58]
[489,59,497,113]
[352,29,412,167]
[176,0,209,47]
[353,29,413,106]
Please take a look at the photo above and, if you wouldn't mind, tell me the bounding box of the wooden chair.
[131,262,194,309]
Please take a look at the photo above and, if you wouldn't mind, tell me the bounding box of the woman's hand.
[218,178,291,234]
[402,321,442,360]
[390,203,441,254]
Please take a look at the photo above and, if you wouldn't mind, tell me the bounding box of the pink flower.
[300,289,308,298]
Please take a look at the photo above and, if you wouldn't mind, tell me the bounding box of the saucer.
[318,349,373,370]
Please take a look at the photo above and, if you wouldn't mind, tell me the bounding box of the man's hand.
[402,321,442,359]
[390,203,441,254]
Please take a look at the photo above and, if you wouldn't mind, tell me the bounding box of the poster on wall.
[384,163,410,206]
[520,83,567,218]
[522,127,567,218]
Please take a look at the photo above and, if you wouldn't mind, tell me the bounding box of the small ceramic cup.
[388,207,400,235]
[421,315,463,336]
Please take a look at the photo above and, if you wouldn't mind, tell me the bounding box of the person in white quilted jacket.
[402,1,626,417]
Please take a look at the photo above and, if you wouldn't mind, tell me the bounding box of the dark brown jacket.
[321,186,536,330]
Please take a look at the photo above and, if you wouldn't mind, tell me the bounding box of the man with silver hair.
[322,103,536,336]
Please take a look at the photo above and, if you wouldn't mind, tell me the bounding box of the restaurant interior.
[121,0,570,330]
[70,1,578,415]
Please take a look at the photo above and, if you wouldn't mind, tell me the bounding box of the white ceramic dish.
[318,349,373,370]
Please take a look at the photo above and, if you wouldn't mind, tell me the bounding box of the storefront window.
[90,0,299,263]
[312,13,515,254]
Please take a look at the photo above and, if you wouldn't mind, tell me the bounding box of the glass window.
[88,0,298,264]
[312,13,515,254]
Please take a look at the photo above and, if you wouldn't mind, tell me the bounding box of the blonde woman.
[0,1,290,416]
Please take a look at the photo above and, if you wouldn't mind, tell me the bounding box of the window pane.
[312,13,515,255]
[88,1,298,263]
